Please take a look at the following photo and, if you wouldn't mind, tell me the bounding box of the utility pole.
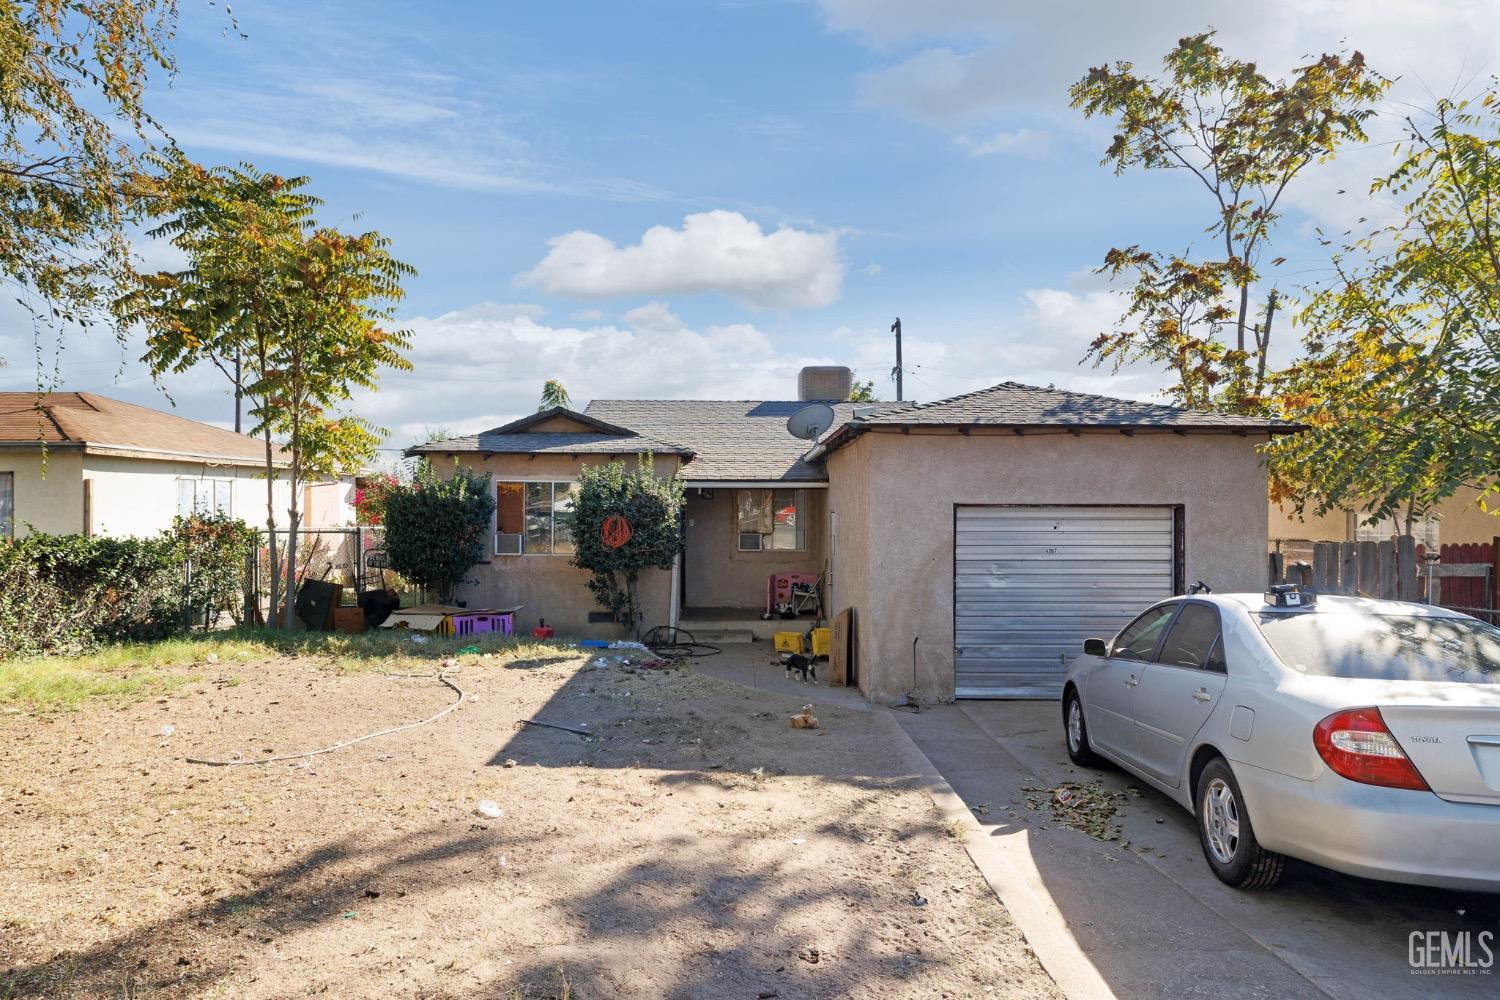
[890,317,904,401]
[233,346,243,434]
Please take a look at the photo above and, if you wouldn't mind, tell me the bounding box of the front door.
[1131,602,1227,787]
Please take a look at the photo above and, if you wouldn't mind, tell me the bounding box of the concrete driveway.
[893,701,1500,999]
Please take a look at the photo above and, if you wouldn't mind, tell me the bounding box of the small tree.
[539,379,571,410]
[849,375,880,402]
[1070,32,1386,410]
[564,457,684,634]
[383,463,496,602]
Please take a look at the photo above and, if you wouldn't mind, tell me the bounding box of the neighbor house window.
[176,478,231,517]
[0,472,12,538]
[497,481,575,555]
[736,488,805,551]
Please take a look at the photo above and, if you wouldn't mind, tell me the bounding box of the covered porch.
[677,482,829,636]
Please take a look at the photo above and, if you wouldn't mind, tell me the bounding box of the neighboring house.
[1271,487,1500,552]
[410,369,1296,704]
[0,392,355,539]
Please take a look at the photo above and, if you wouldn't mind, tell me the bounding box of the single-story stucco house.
[0,391,355,540]
[410,369,1297,704]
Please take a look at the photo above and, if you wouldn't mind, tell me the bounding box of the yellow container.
[810,627,831,658]
[774,631,805,654]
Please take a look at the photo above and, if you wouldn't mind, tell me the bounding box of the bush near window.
[382,463,496,601]
[563,457,684,634]
[0,515,257,659]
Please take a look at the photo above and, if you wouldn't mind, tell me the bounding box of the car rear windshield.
[1255,612,1500,683]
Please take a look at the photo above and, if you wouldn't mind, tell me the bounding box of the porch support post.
[669,550,681,630]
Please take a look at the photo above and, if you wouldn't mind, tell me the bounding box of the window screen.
[0,472,12,538]
[736,488,805,551]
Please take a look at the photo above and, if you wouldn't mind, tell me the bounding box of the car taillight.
[1313,707,1430,791]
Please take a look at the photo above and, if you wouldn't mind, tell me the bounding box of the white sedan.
[1062,589,1500,891]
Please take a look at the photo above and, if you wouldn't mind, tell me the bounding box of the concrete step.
[688,628,758,644]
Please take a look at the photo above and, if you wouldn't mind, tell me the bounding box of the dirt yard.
[0,642,1058,999]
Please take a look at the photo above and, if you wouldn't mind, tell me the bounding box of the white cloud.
[956,128,1052,158]
[517,210,845,309]
[822,0,1500,232]
[622,301,686,333]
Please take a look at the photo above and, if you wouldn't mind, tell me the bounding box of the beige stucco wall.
[681,488,827,608]
[827,428,1272,705]
[447,452,682,638]
[0,449,86,537]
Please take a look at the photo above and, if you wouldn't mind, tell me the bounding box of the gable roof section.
[585,399,860,482]
[408,405,695,459]
[0,391,283,466]
[813,382,1302,457]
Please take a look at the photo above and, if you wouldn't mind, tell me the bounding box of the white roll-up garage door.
[954,505,1177,699]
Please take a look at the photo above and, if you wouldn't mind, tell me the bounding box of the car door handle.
[1193,688,1212,702]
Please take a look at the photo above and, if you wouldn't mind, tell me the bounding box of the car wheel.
[1195,757,1285,890]
[1063,689,1102,767]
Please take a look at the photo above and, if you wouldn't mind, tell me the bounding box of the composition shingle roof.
[814,382,1301,456]
[408,406,695,459]
[586,399,862,482]
[0,391,284,465]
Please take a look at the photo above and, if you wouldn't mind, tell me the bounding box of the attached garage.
[953,505,1179,698]
[815,381,1302,706]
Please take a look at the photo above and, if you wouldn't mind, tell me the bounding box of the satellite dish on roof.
[787,403,836,441]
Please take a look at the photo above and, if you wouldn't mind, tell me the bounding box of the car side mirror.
[1082,637,1108,657]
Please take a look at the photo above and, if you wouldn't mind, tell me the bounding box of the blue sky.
[5,0,1499,447]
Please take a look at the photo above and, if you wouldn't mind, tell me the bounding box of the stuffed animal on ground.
[782,652,816,683]
[790,704,819,729]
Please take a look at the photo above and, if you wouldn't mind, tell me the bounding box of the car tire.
[1063,689,1102,767]
[1195,757,1285,890]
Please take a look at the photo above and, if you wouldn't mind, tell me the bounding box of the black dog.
[783,652,816,683]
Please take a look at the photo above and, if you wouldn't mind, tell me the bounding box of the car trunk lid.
[1380,702,1500,805]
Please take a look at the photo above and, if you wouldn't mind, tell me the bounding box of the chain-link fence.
[250,527,416,627]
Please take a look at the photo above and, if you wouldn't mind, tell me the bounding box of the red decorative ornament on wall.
[601,514,632,549]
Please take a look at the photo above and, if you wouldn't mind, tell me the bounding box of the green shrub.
[383,462,496,600]
[0,514,257,659]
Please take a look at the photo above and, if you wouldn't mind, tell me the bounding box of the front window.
[1111,604,1176,661]
[176,478,232,517]
[498,481,574,555]
[0,472,12,538]
[736,488,805,551]
[1256,612,1500,684]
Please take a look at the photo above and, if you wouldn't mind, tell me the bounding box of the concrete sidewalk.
[892,701,1500,1000]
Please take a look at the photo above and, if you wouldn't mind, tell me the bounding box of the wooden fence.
[1269,536,1498,617]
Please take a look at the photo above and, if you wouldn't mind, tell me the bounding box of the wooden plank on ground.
[828,607,853,687]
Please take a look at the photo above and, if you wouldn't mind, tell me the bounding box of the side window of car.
[1111,605,1178,661]
[1156,603,1224,670]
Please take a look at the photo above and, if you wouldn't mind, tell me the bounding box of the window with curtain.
[497,481,575,554]
[175,478,232,518]
[0,472,12,538]
[736,488,805,551]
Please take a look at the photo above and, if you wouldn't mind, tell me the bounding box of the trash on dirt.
[409,634,429,645]
[789,838,806,846]
[476,800,503,819]
[910,891,928,907]
[342,911,357,920]
[458,645,480,654]
[205,653,219,664]
[790,705,819,729]
[1024,781,1126,842]
[502,758,518,768]
[160,725,175,737]
[609,640,651,652]
[440,657,460,669]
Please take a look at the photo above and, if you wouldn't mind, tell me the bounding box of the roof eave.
[813,419,1303,458]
